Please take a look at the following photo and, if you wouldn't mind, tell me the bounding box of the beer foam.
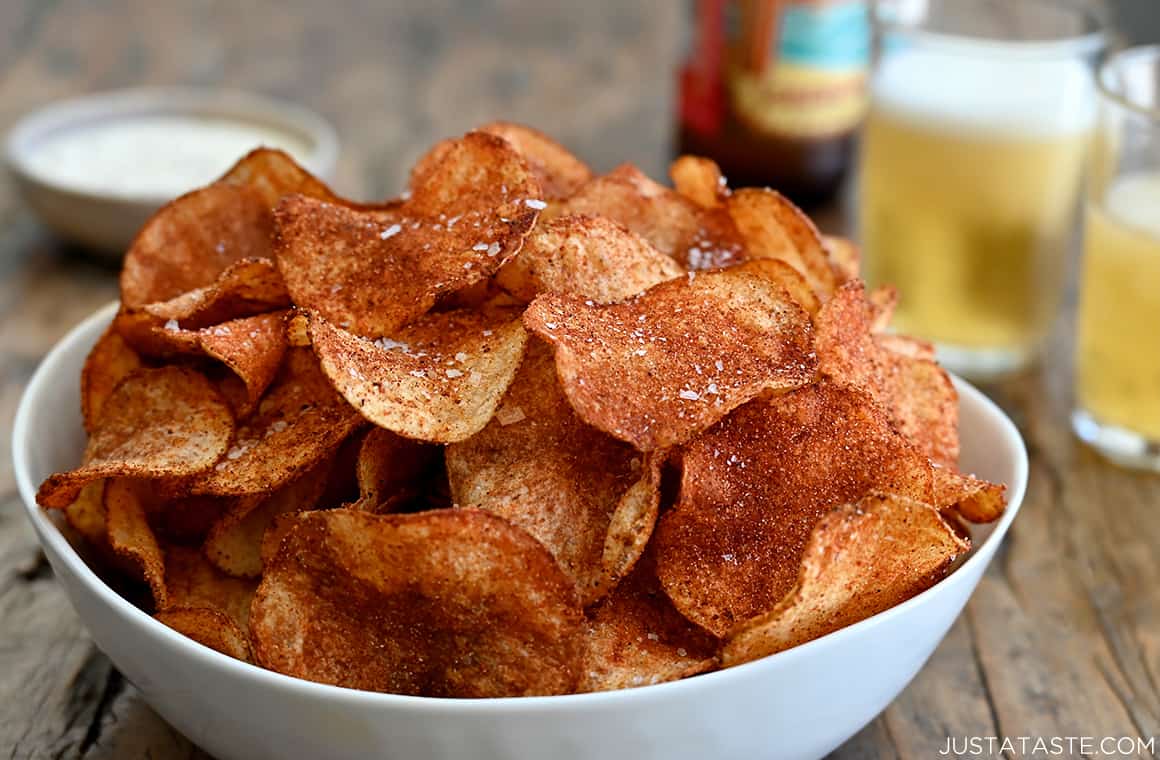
[1106,174,1160,237]
[872,46,1095,138]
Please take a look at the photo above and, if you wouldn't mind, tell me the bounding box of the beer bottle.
[676,0,871,208]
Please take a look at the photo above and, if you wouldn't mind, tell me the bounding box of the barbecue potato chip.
[823,235,860,283]
[670,155,728,209]
[496,214,683,303]
[727,188,837,298]
[105,478,168,607]
[80,326,143,433]
[38,368,234,509]
[932,466,1007,523]
[191,348,364,496]
[447,340,662,605]
[275,132,542,337]
[583,549,718,692]
[141,258,290,328]
[152,494,229,546]
[308,309,527,443]
[350,427,439,512]
[251,509,585,697]
[524,268,816,451]
[867,284,899,332]
[121,149,334,308]
[480,121,593,200]
[163,545,256,630]
[204,459,331,578]
[64,481,109,548]
[817,282,959,466]
[655,381,934,636]
[723,493,968,665]
[557,164,744,270]
[155,607,250,661]
[733,258,822,316]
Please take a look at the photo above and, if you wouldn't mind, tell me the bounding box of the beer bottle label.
[729,0,871,139]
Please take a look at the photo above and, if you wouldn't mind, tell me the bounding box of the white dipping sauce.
[23,115,311,199]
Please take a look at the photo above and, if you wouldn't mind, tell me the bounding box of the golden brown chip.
[203,460,331,578]
[275,132,542,337]
[670,155,728,209]
[447,340,662,605]
[497,214,683,304]
[867,284,899,333]
[479,121,593,200]
[105,478,168,607]
[817,281,960,466]
[121,149,333,308]
[350,427,439,512]
[557,164,744,270]
[259,512,299,572]
[154,607,251,661]
[38,368,234,509]
[823,235,860,283]
[251,509,585,697]
[141,258,290,328]
[524,268,816,451]
[655,381,934,636]
[308,309,527,443]
[163,545,256,631]
[583,549,718,692]
[191,348,364,496]
[732,258,822,316]
[80,326,143,434]
[727,188,837,298]
[723,493,968,665]
[877,332,936,360]
[932,466,1007,523]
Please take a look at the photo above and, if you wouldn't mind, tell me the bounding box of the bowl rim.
[12,301,1029,713]
[4,86,340,205]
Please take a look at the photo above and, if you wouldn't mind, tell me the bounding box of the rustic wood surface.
[0,2,1156,758]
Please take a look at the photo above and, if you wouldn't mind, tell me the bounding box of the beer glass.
[859,0,1104,379]
[1073,46,1160,471]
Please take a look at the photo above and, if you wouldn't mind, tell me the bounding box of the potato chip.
[524,268,816,451]
[275,132,542,337]
[557,164,744,270]
[655,381,934,636]
[670,155,727,209]
[727,188,837,298]
[191,348,364,496]
[80,326,142,433]
[121,149,333,308]
[583,549,718,692]
[251,509,585,697]
[105,478,167,607]
[480,121,592,200]
[816,282,959,466]
[152,494,229,546]
[204,460,331,578]
[932,466,1007,523]
[38,368,234,509]
[447,340,662,605]
[732,258,821,316]
[155,607,250,661]
[723,493,968,665]
[307,309,527,443]
[867,284,899,333]
[350,427,439,512]
[163,545,256,630]
[823,235,860,283]
[496,214,683,303]
[141,258,290,328]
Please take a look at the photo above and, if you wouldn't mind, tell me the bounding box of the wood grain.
[0,1,1156,759]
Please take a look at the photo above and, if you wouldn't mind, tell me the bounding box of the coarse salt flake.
[379,223,402,240]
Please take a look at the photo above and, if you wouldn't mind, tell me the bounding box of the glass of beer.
[1073,46,1160,471]
[859,0,1104,379]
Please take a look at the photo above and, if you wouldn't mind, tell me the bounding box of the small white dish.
[5,88,339,258]
[12,302,1029,760]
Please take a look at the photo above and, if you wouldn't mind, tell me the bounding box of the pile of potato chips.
[38,124,1005,697]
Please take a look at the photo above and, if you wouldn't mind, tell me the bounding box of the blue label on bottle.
[779,2,870,70]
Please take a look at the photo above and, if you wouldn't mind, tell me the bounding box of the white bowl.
[5,88,339,258]
[12,302,1028,760]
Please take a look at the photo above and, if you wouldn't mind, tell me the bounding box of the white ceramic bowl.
[12,302,1028,760]
[5,87,339,258]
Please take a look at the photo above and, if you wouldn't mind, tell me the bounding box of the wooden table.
[0,2,1156,758]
